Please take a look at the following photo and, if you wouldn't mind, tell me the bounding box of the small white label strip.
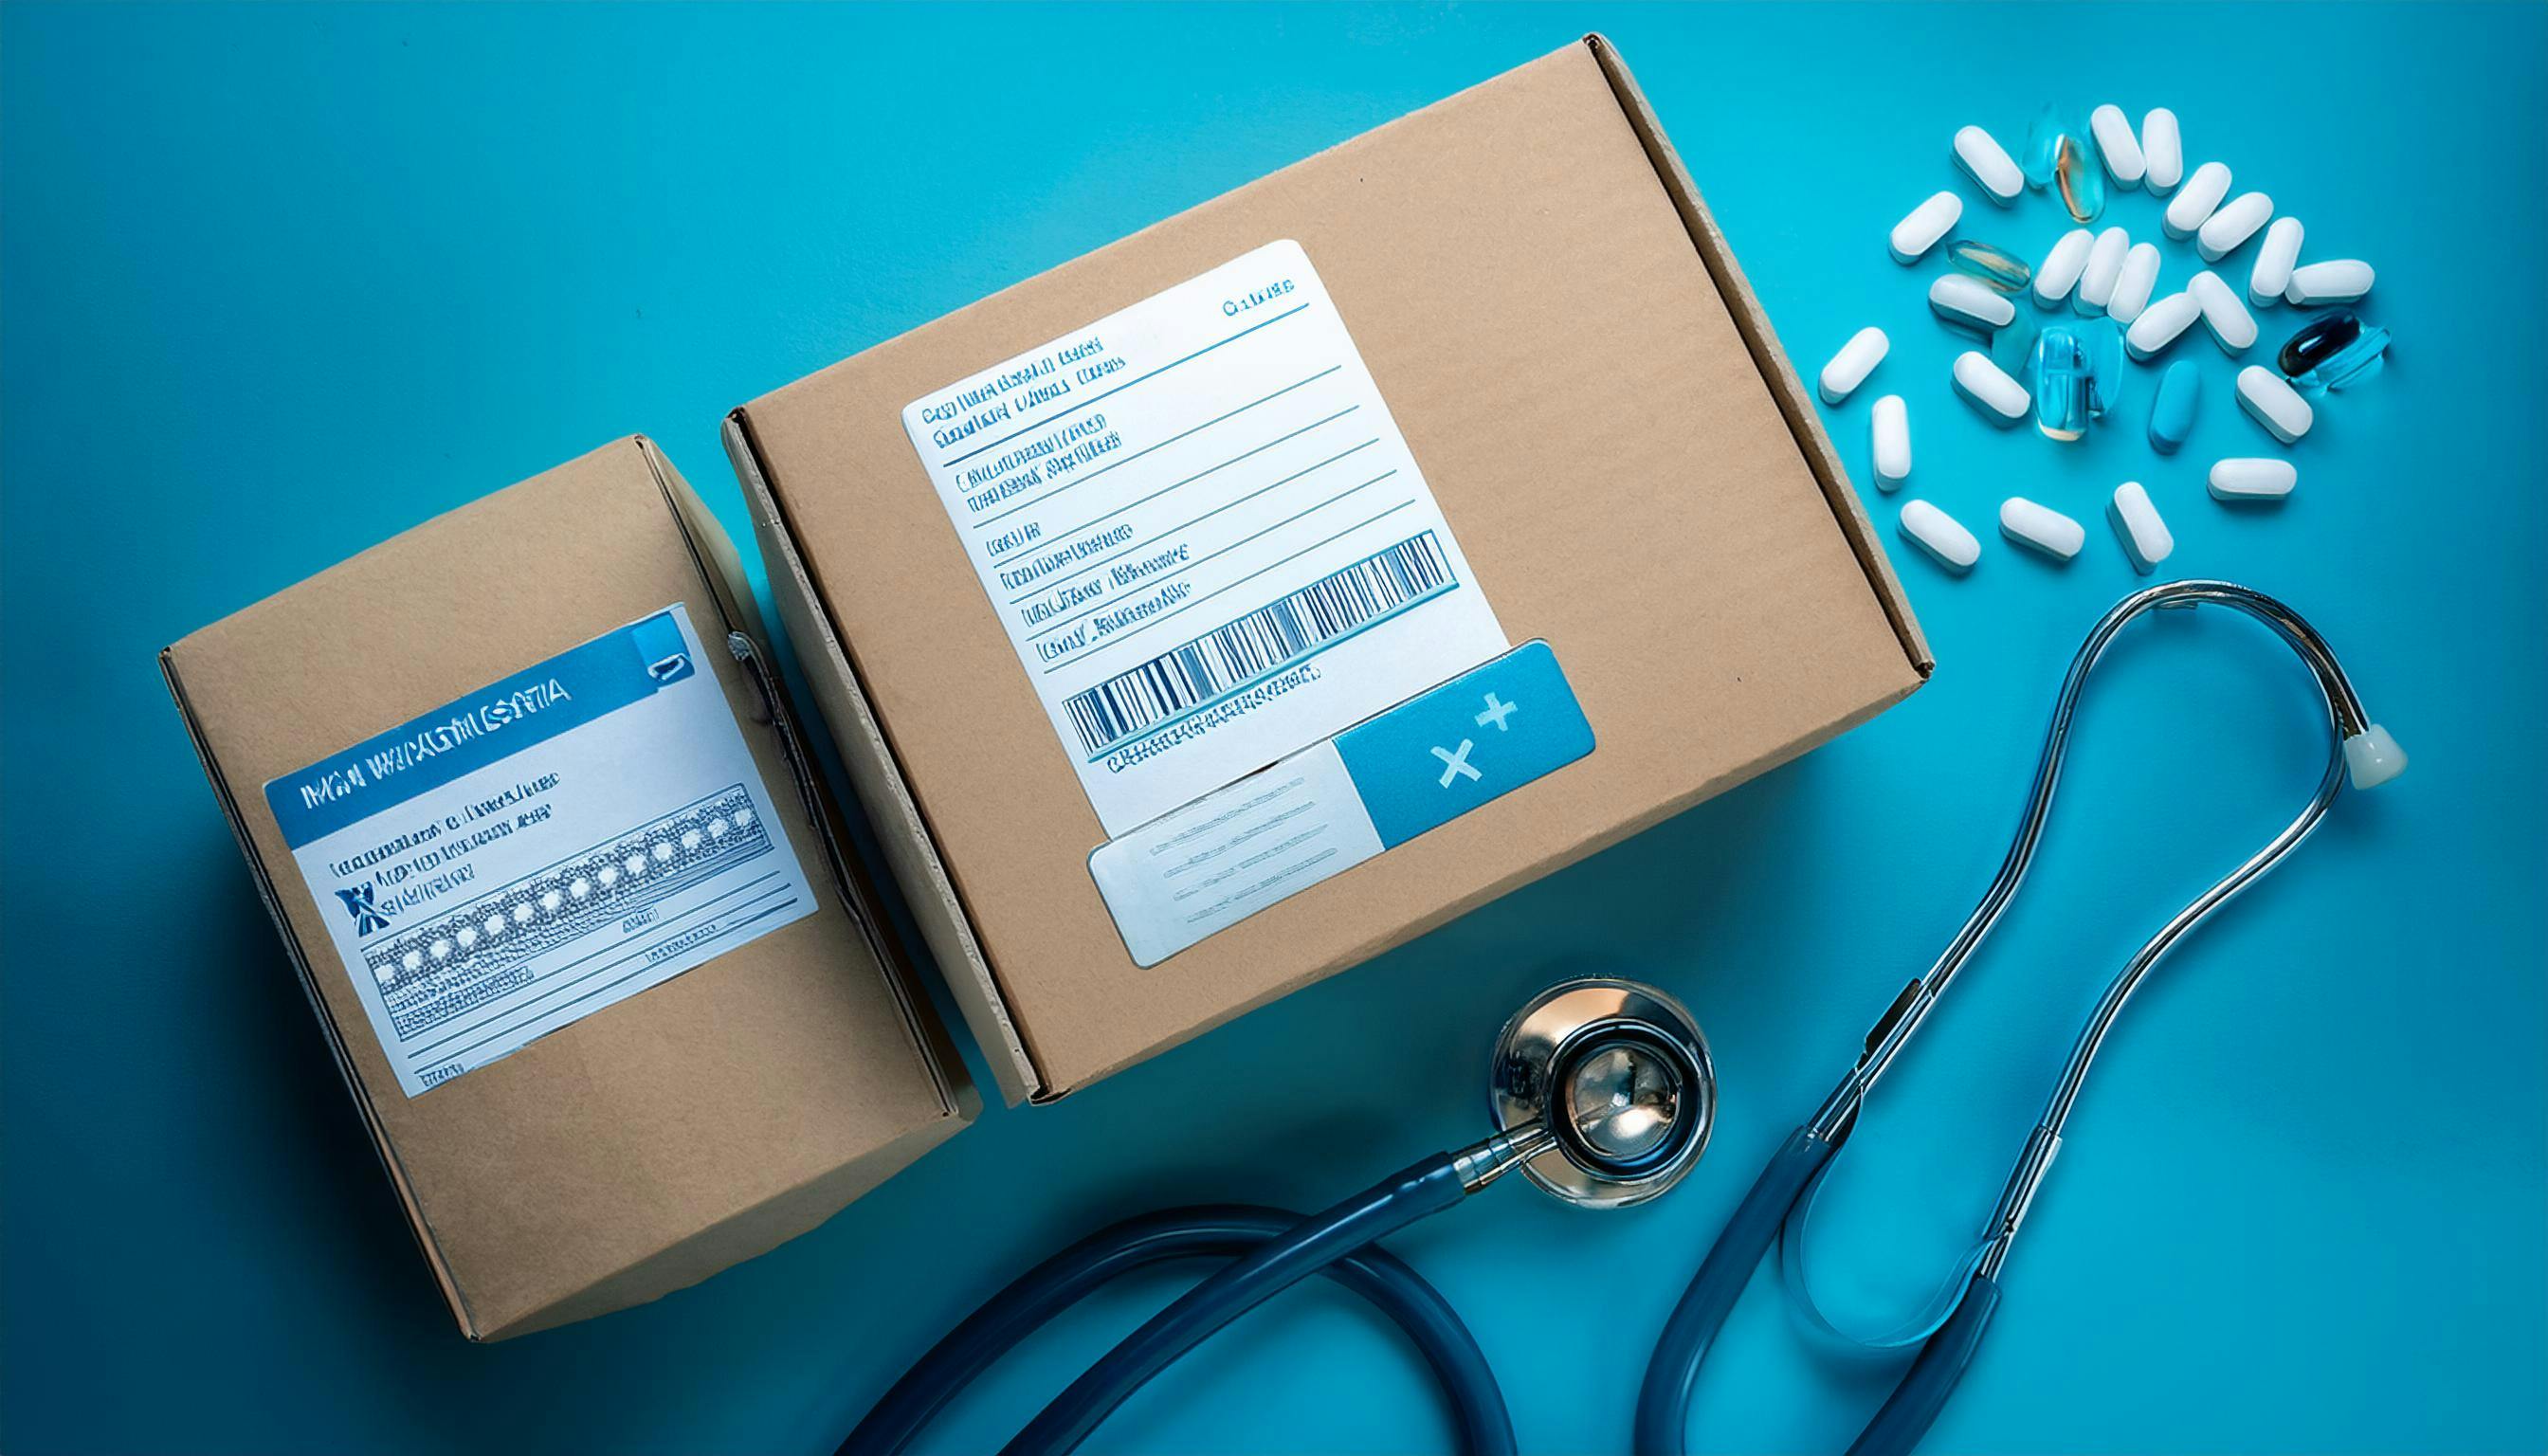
[901,239,1506,836]
[264,605,815,1095]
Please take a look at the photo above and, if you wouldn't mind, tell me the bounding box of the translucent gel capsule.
[2022,103,2071,190]
[2278,309,2391,393]
[2080,317,2125,418]
[1947,238,2033,293]
[2029,325,2093,442]
[1992,312,2041,376]
[2054,134,2106,223]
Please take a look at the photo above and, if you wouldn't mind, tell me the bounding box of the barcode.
[1064,532,1453,756]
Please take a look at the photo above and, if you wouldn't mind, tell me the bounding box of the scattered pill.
[2075,227,2130,314]
[1954,126,2024,206]
[2053,134,2105,223]
[1931,273,2015,333]
[1899,499,1981,573]
[2279,309,2391,392]
[2000,497,2086,559]
[2196,191,2274,262]
[1819,327,1889,404]
[2284,259,2375,306]
[2021,103,2067,190]
[1954,350,2031,427]
[2163,161,2232,240]
[2189,269,2258,353]
[1891,191,1963,264]
[2236,365,2314,442]
[2088,105,2145,189]
[2124,291,2202,359]
[2106,242,2162,324]
[2209,457,2297,501]
[2079,317,2125,418]
[2249,216,2304,306]
[2140,108,2183,193]
[1871,394,1910,491]
[2148,360,2202,453]
[1947,238,2032,292]
[2030,326,2092,442]
[2107,482,2174,573]
[2034,228,2095,306]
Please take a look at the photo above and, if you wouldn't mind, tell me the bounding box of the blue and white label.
[264,604,815,1096]
[1088,643,1592,966]
[902,239,1507,835]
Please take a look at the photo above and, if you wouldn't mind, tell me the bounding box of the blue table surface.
[6,4,2543,1453]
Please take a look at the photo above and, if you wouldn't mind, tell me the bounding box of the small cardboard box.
[725,36,1932,1103]
[162,437,974,1339]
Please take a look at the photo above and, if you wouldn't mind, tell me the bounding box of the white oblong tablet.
[1954,125,2023,205]
[1871,394,1910,490]
[2034,228,2095,306]
[2164,161,2232,239]
[2108,482,2173,573]
[1819,326,1889,404]
[2197,191,2273,262]
[2140,108,2183,193]
[2107,242,2162,324]
[2250,216,2304,305]
[1953,350,2029,426]
[2237,365,2314,442]
[2089,105,2145,189]
[1900,499,1980,573]
[1931,273,2016,332]
[1999,497,2085,560]
[2075,228,2130,313]
[2189,270,2257,354]
[2285,259,2375,305]
[1891,191,1963,263]
[2124,291,2202,359]
[2209,457,2297,501]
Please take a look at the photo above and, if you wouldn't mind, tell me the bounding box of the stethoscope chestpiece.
[1488,977,1716,1209]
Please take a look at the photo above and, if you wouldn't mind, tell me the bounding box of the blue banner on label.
[1087,642,1592,966]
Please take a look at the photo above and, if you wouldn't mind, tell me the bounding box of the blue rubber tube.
[838,1202,1510,1456]
[1846,1273,2002,1456]
[1634,1127,1839,1456]
[999,1155,1473,1456]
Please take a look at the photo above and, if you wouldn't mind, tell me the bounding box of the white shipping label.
[901,240,1507,835]
[264,605,817,1096]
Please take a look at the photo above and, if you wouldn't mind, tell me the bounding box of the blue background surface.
[5,4,2542,1452]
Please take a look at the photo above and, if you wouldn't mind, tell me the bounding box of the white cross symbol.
[1431,738,1481,788]
[1475,693,1518,731]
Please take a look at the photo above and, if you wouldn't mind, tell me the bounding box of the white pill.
[2107,242,2162,324]
[2209,457,2297,501]
[2124,291,2202,360]
[1953,350,2029,427]
[2034,228,2096,306]
[1871,394,1910,490]
[2196,191,2273,262]
[2189,270,2257,353]
[2163,161,2232,240]
[1899,500,1980,573]
[2249,217,2304,306]
[2075,228,2131,313]
[2108,482,2174,573]
[1930,273,2015,332]
[1954,125,2024,206]
[1890,191,1963,264]
[2237,365,2314,443]
[1819,327,1889,404]
[1999,498,2085,560]
[2088,105,2145,189]
[2284,259,2375,306]
[2140,108,2183,193]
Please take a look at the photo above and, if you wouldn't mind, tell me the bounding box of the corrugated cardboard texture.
[162,438,973,1338]
[735,39,1927,1097]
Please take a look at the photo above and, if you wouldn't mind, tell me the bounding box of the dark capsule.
[2279,309,2391,393]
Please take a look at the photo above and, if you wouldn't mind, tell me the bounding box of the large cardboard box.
[726,37,1931,1102]
[162,437,974,1338]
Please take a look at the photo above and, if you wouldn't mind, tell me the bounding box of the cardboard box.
[725,36,1931,1103]
[162,437,974,1339]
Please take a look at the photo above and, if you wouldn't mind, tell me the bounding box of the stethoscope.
[843,580,2404,1456]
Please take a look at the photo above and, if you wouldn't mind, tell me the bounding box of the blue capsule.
[2149,360,2202,453]
[2029,325,2093,442]
[2079,318,2124,418]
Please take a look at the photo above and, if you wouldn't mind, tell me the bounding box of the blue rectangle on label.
[1332,641,1592,849]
